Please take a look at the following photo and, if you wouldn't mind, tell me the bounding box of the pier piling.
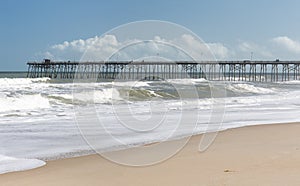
[26,60,300,82]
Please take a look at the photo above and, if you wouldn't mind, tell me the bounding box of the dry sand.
[1,123,300,186]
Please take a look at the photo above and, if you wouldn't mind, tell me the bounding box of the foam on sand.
[0,155,45,174]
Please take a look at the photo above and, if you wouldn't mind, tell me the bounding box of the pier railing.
[26,60,300,82]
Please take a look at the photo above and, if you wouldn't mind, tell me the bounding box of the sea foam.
[0,155,45,174]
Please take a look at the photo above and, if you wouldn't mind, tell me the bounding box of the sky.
[1,0,300,71]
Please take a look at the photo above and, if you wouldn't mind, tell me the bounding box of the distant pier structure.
[27,59,300,82]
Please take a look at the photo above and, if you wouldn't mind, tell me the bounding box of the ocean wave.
[276,80,300,84]
[226,83,274,94]
[0,77,51,86]
[166,78,208,85]
[0,94,50,113]
[72,88,124,104]
[113,81,150,87]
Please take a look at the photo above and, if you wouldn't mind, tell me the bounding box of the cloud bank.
[272,36,300,54]
[45,34,230,61]
[40,35,300,62]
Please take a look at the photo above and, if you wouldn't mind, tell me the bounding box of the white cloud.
[52,35,119,53]
[172,34,230,60]
[47,34,230,61]
[33,51,55,61]
[237,41,273,59]
[207,43,230,60]
[44,51,54,59]
[38,35,300,62]
[272,36,300,54]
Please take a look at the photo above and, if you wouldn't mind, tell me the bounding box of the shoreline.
[2,122,300,185]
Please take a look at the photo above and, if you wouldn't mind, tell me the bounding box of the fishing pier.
[27,60,300,82]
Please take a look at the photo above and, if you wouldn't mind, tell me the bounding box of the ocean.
[1,72,300,173]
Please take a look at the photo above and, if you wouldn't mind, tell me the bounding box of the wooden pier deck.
[26,60,300,82]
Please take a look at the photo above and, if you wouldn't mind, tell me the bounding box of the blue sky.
[1,0,300,70]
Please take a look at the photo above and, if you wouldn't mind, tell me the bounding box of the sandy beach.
[1,122,300,186]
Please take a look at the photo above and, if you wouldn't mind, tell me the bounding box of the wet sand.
[1,123,300,186]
